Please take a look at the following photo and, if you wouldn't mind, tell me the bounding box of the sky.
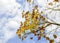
[0,0,60,43]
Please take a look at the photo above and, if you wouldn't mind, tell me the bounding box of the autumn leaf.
[27,0,31,3]
[50,40,54,43]
[53,34,57,38]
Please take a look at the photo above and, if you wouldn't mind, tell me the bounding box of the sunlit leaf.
[27,0,31,3]
[50,40,54,43]
[53,34,57,38]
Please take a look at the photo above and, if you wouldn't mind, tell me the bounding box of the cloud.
[37,0,47,7]
[0,0,21,18]
[0,0,23,43]
[4,21,20,31]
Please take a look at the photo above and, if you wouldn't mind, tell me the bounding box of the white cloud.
[5,21,20,30]
[0,0,21,17]
[0,20,21,43]
[37,0,47,7]
[8,15,25,24]
[0,0,23,43]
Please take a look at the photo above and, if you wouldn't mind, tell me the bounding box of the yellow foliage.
[16,5,41,37]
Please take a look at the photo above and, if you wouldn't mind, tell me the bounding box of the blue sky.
[7,35,49,43]
[0,0,60,43]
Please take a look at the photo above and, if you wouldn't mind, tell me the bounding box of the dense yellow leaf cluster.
[16,6,40,37]
[16,5,57,43]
